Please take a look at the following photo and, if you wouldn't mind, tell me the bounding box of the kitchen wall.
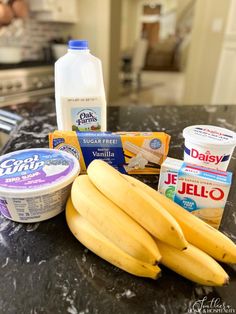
[121,0,139,51]
[64,0,111,93]
[0,17,65,61]
[64,0,122,102]
[212,0,236,104]
[176,0,195,33]
[109,0,122,102]
[176,0,194,19]
[183,0,231,104]
[120,0,179,51]
[161,0,178,13]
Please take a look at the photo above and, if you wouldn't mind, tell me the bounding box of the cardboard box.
[49,131,170,174]
[158,157,232,228]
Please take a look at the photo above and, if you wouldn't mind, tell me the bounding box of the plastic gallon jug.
[55,40,107,131]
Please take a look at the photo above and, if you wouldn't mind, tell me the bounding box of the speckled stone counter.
[0,99,236,314]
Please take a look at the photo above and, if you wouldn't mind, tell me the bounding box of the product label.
[184,146,230,166]
[177,182,225,201]
[158,157,183,200]
[0,149,74,189]
[62,97,103,131]
[164,173,178,185]
[77,132,126,173]
[158,157,232,228]
[71,107,101,131]
[49,131,171,175]
[0,186,70,222]
[192,126,234,143]
[174,164,232,228]
[159,171,178,200]
[0,198,11,218]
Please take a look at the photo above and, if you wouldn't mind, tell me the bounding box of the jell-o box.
[158,157,183,200]
[158,157,232,228]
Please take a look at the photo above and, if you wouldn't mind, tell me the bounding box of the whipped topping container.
[183,125,236,170]
[0,148,80,223]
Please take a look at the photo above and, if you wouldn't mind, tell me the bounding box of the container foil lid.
[183,125,236,147]
[0,148,80,197]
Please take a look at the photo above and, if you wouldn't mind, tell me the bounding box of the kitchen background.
[0,0,236,107]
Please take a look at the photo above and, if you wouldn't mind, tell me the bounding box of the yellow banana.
[125,175,236,264]
[87,160,187,250]
[71,175,161,265]
[156,239,229,286]
[66,198,161,279]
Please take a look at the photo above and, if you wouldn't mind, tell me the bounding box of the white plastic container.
[52,44,68,60]
[183,125,236,170]
[0,148,80,223]
[0,47,23,64]
[55,39,107,131]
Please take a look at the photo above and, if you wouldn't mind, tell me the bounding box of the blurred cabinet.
[29,0,78,23]
[140,4,161,47]
[213,43,236,104]
[225,0,236,40]
[213,0,236,104]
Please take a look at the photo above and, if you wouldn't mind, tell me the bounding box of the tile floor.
[112,70,185,106]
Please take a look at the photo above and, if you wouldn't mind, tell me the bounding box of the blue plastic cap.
[68,40,89,50]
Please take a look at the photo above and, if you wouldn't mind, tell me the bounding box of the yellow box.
[49,131,170,174]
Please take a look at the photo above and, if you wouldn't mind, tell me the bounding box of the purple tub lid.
[0,148,80,197]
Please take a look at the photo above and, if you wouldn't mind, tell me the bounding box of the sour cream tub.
[0,148,80,223]
[183,125,236,170]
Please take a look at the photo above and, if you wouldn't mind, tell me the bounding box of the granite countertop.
[0,99,236,314]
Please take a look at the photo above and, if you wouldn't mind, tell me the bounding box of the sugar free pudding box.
[49,131,170,174]
[158,157,232,229]
[183,125,236,170]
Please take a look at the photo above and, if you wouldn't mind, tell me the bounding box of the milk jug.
[55,40,107,131]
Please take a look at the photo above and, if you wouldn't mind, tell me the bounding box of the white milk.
[55,40,107,131]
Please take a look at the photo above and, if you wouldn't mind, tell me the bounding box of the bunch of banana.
[71,175,161,265]
[124,175,236,264]
[87,159,187,250]
[156,240,229,286]
[66,159,236,285]
[66,198,161,279]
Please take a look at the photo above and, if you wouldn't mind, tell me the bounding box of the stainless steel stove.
[0,63,54,107]
[0,109,23,153]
